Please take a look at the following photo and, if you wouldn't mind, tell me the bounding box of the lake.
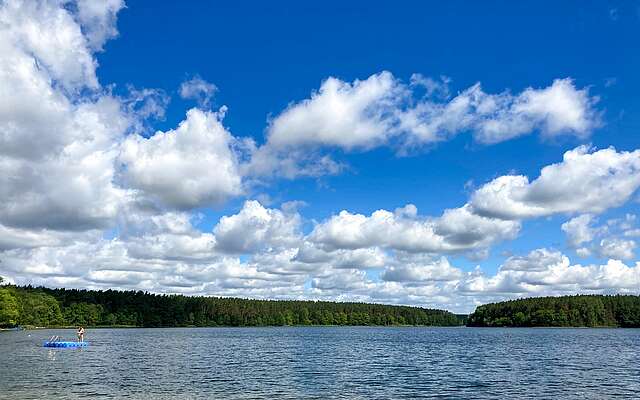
[1,327,638,399]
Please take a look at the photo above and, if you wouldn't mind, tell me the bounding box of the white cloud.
[120,108,243,209]
[459,248,640,296]
[471,78,599,144]
[268,73,598,151]
[0,224,97,251]
[624,229,640,238]
[213,200,302,253]
[0,203,306,296]
[311,268,369,291]
[1,0,100,90]
[86,269,152,286]
[0,1,131,232]
[309,205,519,253]
[562,214,598,247]
[247,146,344,179]
[561,213,637,261]
[398,78,599,146]
[410,73,451,98]
[252,73,600,178]
[470,146,640,219]
[179,75,217,108]
[74,0,125,51]
[381,257,463,283]
[121,210,218,262]
[597,238,636,260]
[0,237,304,297]
[2,204,640,313]
[294,245,387,269]
[500,248,566,272]
[123,86,171,131]
[267,71,404,150]
[576,247,592,258]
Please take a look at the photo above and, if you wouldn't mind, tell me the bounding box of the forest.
[467,295,640,327]
[0,278,462,328]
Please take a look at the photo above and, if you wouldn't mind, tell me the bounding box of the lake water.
[1,327,638,399]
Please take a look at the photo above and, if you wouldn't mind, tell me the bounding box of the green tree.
[18,291,63,326]
[513,311,527,326]
[5,284,463,328]
[467,295,640,328]
[63,302,103,326]
[0,288,19,326]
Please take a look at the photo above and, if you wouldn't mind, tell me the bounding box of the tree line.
[0,279,461,328]
[467,294,640,327]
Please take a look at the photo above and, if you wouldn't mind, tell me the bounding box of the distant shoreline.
[4,324,466,330]
[3,325,636,331]
[0,284,463,328]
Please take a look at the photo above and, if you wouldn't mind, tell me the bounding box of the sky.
[1,0,639,313]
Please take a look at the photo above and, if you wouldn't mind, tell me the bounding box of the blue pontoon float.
[43,335,89,348]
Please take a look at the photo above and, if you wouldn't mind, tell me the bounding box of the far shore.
[2,325,635,331]
[1,325,138,331]
[4,324,464,331]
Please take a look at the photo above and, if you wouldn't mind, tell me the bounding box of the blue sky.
[1,0,639,312]
[102,1,639,265]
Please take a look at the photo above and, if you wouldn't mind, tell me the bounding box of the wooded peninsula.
[0,279,461,328]
[467,295,640,327]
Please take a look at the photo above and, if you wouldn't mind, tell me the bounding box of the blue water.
[1,327,638,399]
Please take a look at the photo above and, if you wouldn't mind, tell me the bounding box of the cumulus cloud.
[309,205,519,254]
[0,238,304,297]
[2,204,640,313]
[267,72,404,150]
[0,224,97,252]
[294,245,387,269]
[410,73,451,98]
[576,247,592,258]
[213,200,302,253]
[470,146,640,220]
[120,108,243,209]
[0,0,133,233]
[398,78,599,146]
[460,248,640,296]
[179,76,217,108]
[500,248,566,272]
[251,72,599,177]
[0,203,306,296]
[597,238,636,260]
[625,229,640,238]
[248,146,344,179]
[309,248,640,311]
[381,257,463,283]
[119,210,218,262]
[123,86,171,130]
[267,73,598,151]
[560,213,638,261]
[74,0,125,51]
[0,0,100,90]
[311,269,368,291]
[562,214,598,247]
[469,78,599,144]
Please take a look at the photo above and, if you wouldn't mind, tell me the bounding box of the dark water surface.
[1,327,639,399]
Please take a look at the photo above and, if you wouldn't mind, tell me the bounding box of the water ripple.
[1,327,639,399]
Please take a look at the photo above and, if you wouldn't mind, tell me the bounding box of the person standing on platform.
[77,326,85,342]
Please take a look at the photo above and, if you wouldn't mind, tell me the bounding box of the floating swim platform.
[43,341,89,348]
